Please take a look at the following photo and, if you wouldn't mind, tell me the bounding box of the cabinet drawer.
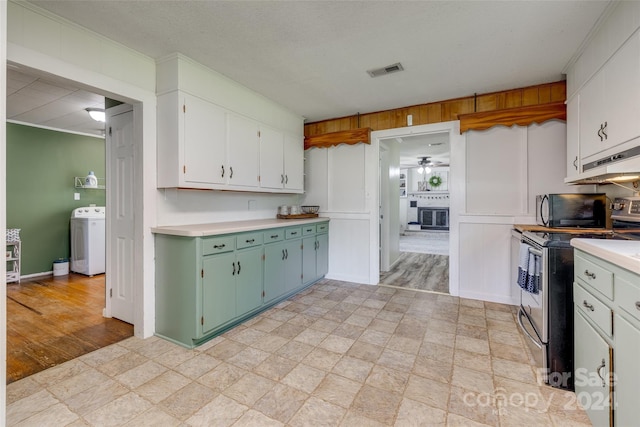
[264,229,284,243]
[285,227,302,239]
[317,222,329,233]
[302,225,316,236]
[575,253,613,300]
[202,236,235,255]
[574,283,613,337]
[237,232,263,249]
[616,276,640,323]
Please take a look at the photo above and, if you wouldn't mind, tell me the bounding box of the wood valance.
[458,101,566,134]
[304,128,371,150]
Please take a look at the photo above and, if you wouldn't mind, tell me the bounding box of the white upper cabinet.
[226,113,259,188]
[566,95,581,179]
[184,93,227,185]
[156,54,304,193]
[579,32,640,160]
[259,127,303,193]
[283,134,304,192]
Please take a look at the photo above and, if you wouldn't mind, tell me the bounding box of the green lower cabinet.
[264,243,287,303]
[235,247,263,314]
[302,232,329,285]
[202,252,237,335]
[316,233,329,278]
[264,239,302,302]
[614,314,640,426]
[574,310,613,427]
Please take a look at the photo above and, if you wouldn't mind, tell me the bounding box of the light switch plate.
[74,193,80,200]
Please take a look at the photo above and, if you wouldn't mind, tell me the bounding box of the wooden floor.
[379,252,449,293]
[6,273,133,384]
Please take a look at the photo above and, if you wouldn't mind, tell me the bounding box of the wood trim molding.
[458,101,566,134]
[304,128,371,150]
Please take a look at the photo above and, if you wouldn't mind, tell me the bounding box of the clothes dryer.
[70,206,106,276]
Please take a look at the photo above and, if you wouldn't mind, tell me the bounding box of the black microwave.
[536,193,607,228]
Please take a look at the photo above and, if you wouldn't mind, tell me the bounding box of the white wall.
[303,144,378,284]
[459,120,595,305]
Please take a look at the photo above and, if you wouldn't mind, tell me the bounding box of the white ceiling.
[8,1,610,144]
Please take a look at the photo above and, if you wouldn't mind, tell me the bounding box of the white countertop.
[571,238,640,275]
[151,217,329,237]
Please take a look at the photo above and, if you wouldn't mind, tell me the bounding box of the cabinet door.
[283,134,304,191]
[202,253,236,335]
[566,95,580,178]
[579,71,605,159]
[614,314,640,426]
[227,113,259,188]
[302,236,316,284]
[574,310,612,427]
[184,93,227,185]
[264,243,286,303]
[283,239,302,293]
[316,233,329,279]
[235,247,263,315]
[259,126,284,189]
[604,31,640,152]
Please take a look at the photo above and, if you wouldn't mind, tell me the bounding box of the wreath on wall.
[428,175,442,188]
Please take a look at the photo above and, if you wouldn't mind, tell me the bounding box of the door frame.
[5,57,157,339]
[371,121,464,296]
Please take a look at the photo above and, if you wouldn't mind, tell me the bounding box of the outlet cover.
[74,193,80,200]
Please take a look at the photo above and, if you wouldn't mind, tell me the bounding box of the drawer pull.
[245,239,255,244]
[306,228,313,232]
[583,300,595,312]
[596,358,606,387]
[290,231,298,235]
[271,235,279,239]
[213,244,226,249]
[584,270,596,279]
[636,302,640,311]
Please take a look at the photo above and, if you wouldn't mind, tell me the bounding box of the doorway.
[373,121,463,297]
[5,65,140,380]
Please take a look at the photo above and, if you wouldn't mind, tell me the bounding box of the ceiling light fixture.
[86,108,105,123]
[417,157,432,174]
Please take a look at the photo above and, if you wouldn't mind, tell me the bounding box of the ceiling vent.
[367,62,404,78]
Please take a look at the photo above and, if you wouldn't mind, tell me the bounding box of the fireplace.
[418,207,449,230]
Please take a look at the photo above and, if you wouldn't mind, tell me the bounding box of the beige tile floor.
[7,279,592,426]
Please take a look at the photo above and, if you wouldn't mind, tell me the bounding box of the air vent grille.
[367,62,404,78]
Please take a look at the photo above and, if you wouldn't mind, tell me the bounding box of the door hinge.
[201,316,204,325]
[262,290,265,297]
[108,127,112,136]
[110,288,112,298]
[258,175,261,182]
[183,104,186,113]
[262,254,265,261]
[300,273,303,280]
[258,131,261,138]
[183,165,186,174]
[201,269,204,278]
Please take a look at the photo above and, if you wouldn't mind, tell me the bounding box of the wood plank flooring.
[379,252,449,293]
[6,273,133,384]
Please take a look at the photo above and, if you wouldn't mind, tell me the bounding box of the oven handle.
[527,246,543,257]
[517,306,543,350]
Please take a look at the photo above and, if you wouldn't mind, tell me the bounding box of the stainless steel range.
[516,202,640,391]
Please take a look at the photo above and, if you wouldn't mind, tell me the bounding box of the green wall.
[6,123,106,275]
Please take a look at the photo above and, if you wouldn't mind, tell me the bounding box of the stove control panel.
[612,197,640,221]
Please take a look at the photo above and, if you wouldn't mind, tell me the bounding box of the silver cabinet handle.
[573,156,578,171]
[584,270,596,279]
[596,358,606,387]
[583,300,595,312]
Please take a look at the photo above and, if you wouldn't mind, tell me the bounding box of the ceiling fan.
[416,156,443,174]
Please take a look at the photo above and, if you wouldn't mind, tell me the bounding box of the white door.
[106,104,135,323]
[283,134,304,191]
[226,113,259,187]
[259,126,284,189]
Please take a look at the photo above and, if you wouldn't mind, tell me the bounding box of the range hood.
[565,150,640,184]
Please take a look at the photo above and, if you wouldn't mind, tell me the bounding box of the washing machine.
[70,206,106,276]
